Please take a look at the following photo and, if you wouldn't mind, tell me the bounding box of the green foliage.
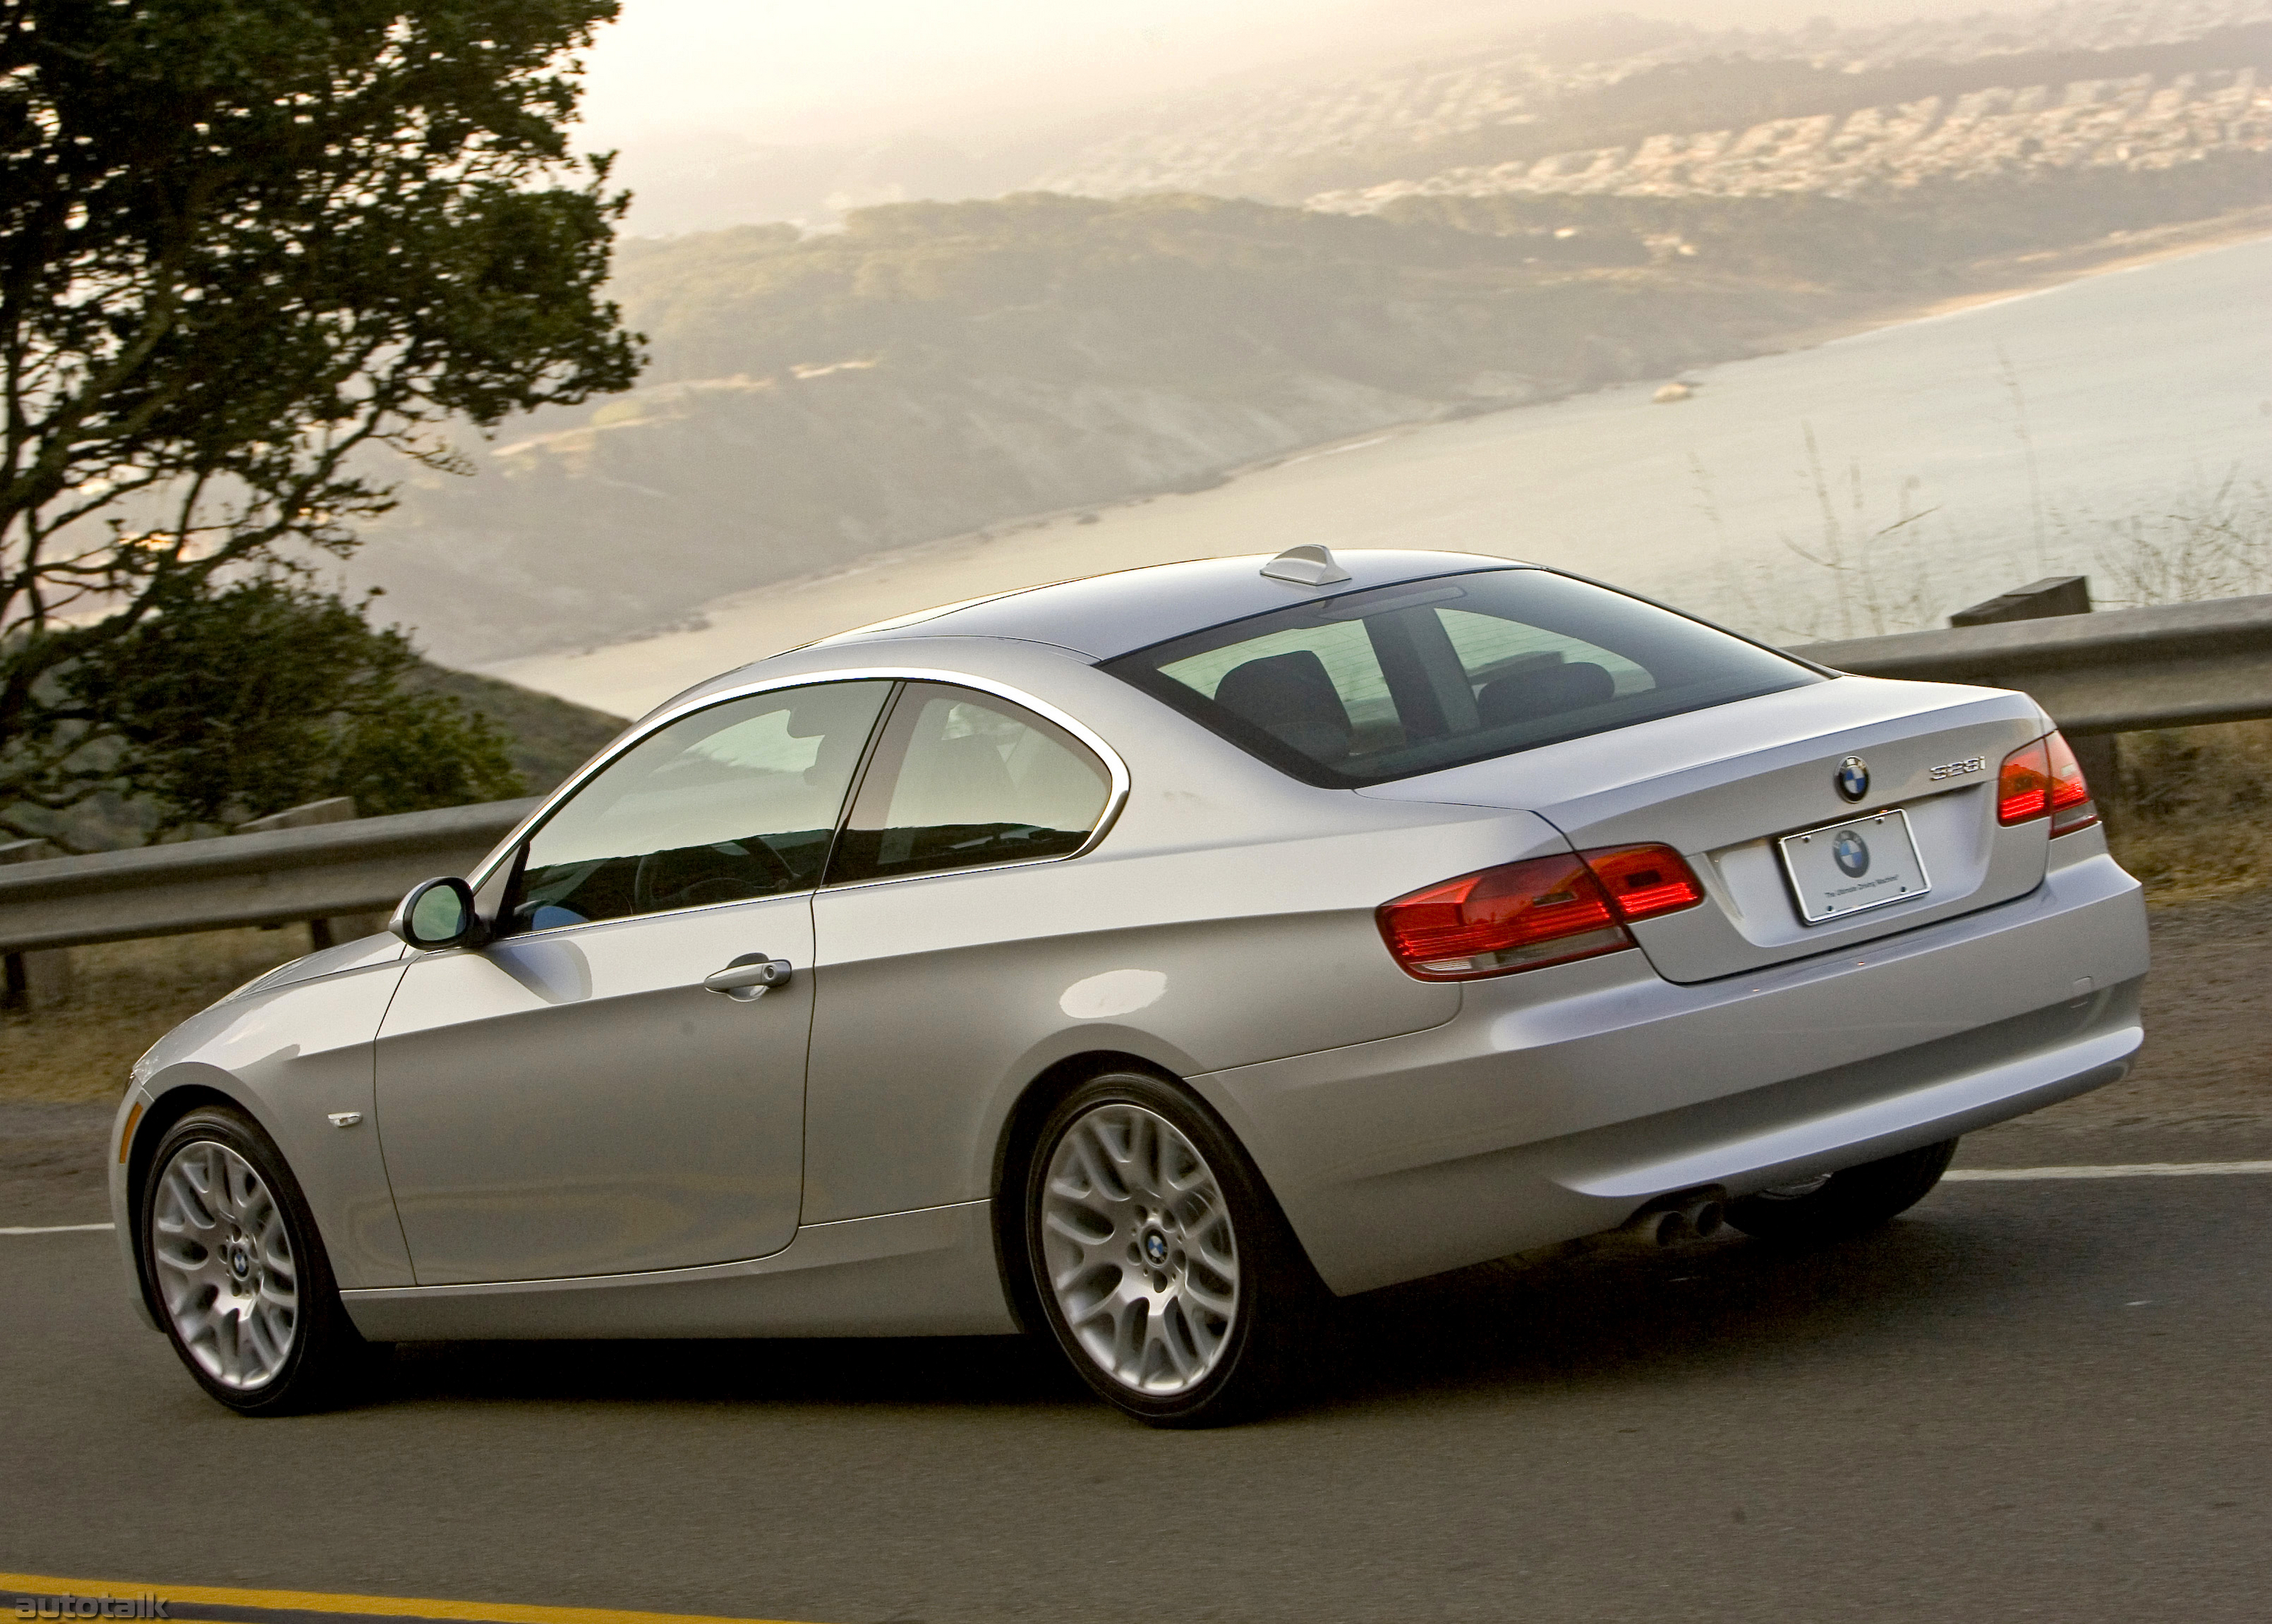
[59,579,523,837]
[400,663,625,793]
[0,0,642,840]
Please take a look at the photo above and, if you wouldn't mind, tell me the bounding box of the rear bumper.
[1197,847,2147,1295]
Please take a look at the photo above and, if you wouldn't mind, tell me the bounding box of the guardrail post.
[1949,576,2119,805]
[1949,576,2093,628]
[0,839,74,1011]
[233,798,383,950]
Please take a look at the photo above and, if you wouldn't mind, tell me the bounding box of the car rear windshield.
[1103,568,1821,787]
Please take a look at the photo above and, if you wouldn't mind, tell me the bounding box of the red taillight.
[1582,843,1706,921]
[1377,844,1702,980]
[2044,729,2099,835]
[1378,854,1631,979]
[1998,731,2098,834]
[1997,738,2051,824]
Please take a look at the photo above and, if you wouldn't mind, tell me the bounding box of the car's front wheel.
[1023,1071,1320,1426]
[1725,1137,1960,1243]
[141,1105,383,1415]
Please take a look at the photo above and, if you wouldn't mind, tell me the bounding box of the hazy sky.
[574,0,2025,152]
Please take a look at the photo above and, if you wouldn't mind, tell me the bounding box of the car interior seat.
[1475,661,1614,729]
[1212,650,1354,762]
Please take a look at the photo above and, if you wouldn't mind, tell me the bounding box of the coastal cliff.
[352,167,2272,665]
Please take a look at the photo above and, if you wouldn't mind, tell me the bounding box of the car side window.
[510,681,893,932]
[827,684,1113,886]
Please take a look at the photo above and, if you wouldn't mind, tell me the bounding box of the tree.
[0,1,640,843]
[66,576,526,838]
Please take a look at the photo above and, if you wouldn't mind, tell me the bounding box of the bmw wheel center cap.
[1836,755,1871,802]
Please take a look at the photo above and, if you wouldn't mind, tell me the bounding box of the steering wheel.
[632,840,796,914]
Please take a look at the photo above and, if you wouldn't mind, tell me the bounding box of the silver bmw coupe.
[111,547,2148,1424]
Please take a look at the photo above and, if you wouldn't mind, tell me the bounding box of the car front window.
[1105,568,1819,787]
[510,679,893,930]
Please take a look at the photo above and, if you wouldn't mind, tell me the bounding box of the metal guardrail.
[0,797,538,955]
[1808,593,2272,736]
[1,591,2267,956]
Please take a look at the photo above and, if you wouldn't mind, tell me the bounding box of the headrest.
[1213,649,1353,762]
[1476,661,1615,729]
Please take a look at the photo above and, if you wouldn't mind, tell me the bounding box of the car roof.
[807,548,1528,662]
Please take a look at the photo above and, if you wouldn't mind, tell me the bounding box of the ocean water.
[495,233,2272,716]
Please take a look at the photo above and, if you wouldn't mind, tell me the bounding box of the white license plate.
[1777,808,1931,924]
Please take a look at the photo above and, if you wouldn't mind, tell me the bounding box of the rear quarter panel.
[801,656,1564,1224]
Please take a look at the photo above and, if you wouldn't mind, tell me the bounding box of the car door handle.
[703,954,793,1002]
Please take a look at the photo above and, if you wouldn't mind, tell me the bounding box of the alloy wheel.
[1040,1102,1241,1396]
[150,1139,301,1390]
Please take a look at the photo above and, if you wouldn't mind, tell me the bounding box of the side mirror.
[390,876,479,950]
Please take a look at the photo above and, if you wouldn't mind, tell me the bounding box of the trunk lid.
[1358,675,2058,983]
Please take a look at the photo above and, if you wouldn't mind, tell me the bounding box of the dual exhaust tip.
[1623,1194,1725,1248]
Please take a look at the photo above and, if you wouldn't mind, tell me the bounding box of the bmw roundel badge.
[1836,755,1871,802]
[1832,829,1871,878]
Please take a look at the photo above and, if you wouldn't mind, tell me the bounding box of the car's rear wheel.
[142,1105,383,1415]
[1024,1071,1319,1426]
[1726,1138,1960,1242]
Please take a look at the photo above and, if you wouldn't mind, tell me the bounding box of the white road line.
[0,1223,114,1235]
[1946,1161,2272,1181]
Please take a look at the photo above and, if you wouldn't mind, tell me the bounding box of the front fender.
[114,957,415,1299]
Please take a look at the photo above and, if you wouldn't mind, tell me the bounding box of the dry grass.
[0,926,307,1104]
[2104,719,2272,906]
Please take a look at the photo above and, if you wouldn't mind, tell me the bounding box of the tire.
[1022,1071,1322,1427]
[1726,1138,1960,1244]
[139,1105,385,1416]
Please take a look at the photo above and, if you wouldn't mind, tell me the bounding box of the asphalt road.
[8,888,2269,1621]
[7,1122,2271,1624]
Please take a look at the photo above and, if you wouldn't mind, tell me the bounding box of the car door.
[805,681,1119,1224]
[373,679,894,1285]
